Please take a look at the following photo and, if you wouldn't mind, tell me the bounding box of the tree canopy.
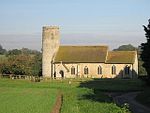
[140,19,150,79]
[0,45,6,55]
[113,44,137,51]
[0,47,42,77]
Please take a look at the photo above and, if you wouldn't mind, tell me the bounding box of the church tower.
[42,26,60,78]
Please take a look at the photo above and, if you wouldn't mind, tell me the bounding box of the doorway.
[59,70,64,78]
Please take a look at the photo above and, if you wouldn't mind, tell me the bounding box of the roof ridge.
[60,45,108,47]
[109,51,136,52]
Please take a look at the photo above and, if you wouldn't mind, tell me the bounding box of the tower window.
[84,66,89,75]
[71,66,75,75]
[112,65,116,75]
[98,66,102,74]
[51,33,54,39]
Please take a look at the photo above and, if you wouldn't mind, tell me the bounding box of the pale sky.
[0,0,150,50]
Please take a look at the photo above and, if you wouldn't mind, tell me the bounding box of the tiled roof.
[106,51,136,63]
[54,46,108,63]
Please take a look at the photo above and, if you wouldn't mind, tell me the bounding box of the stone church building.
[42,26,138,79]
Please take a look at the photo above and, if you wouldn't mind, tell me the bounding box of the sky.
[0,0,150,51]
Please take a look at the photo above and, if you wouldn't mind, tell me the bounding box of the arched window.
[112,65,116,75]
[125,66,130,75]
[84,66,89,75]
[71,66,75,75]
[98,66,102,74]
[59,70,64,78]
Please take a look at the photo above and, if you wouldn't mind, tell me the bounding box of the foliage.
[113,44,137,51]
[29,53,42,76]
[0,45,6,55]
[0,55,7,74]
[138,60,147,76]
[6,49,22,56]
[1,55,31,75]
[140,19,150,79]
[5,48,41,56]
[21,48,40,55]
[0,48,42,77]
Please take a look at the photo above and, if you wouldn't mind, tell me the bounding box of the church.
[42,26,138,79]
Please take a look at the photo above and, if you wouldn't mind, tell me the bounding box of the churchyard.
[0,78,148,113]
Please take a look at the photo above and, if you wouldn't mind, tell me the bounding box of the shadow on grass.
[78,78,144,103]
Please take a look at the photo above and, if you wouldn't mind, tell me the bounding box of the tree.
[21,48,41,55]
[30,54,42,77]
[140,19,150,80]
[0,44,6,55]
[113,44,137,51]
[6,49,21,56]
[1,47,42,79]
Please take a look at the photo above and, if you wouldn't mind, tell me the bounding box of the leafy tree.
[1,63,11,74]
[30,54,42,76]
[140,19,150,80]
[113,44,137,51]
[6,49,22,56]
[0,44,7,55]
[1,47,42,78]
[21,48,41,55]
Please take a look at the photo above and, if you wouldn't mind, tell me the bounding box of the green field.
[0,78,144,113]
[0,79,57,113]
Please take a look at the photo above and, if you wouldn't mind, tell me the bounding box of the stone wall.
[53,62,138,79]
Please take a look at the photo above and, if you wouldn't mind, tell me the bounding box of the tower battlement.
[43,26,59,31]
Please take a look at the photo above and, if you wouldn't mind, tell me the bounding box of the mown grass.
[0,79,57,113]
[0,78,144,113]
[61,78,144,113]
[61,87,127,113]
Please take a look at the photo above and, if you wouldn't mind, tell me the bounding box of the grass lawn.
[0,79,57,113]
[61,78,144,113]
[0,78,144,113]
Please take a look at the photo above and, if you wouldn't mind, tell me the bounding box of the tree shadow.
[78,82,113,103]
[78,79,115,103]
[78,68,139,103]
